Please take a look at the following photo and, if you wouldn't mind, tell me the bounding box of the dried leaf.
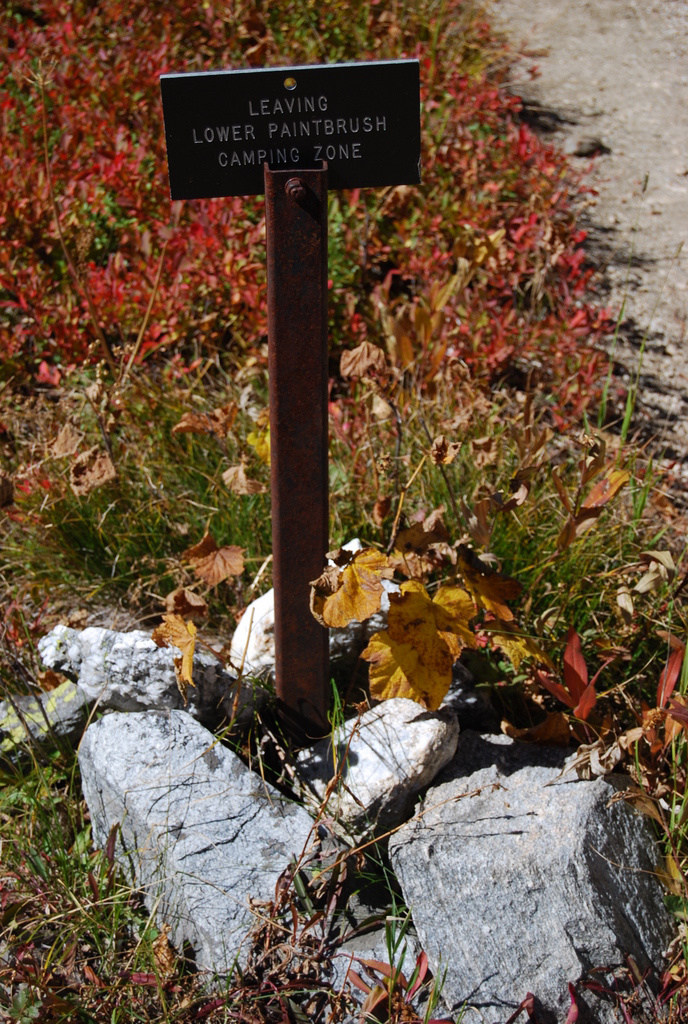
[152,614,197,702]
[556,509,601,551]
[183,532,245,586]
[581,467,630,509]
[70,446,116,496]
[502,712,570,745]
[579,433,606,487]
[172,402,238,438]
[430,435,461,465]
[642,549,676,576]
[616,586,634,625]
[37,669,65,691]
[634,550,676,594]
[394,508,449,555]
[621,786,666,826]
[551,468,572,514]
[461,496,492,548]
[152,923,176,979]
[372,495,392,527]
[85,381,104,405]
[310,548,393,628]
[222,462,267,495]
[371,394,392,420]
[457,544,522,621]
[340,341,388,379]
[309,565,343,627]
[471,435,498,468]
[164,587,208,620]
[634,566,667,594]
[49,422,82,457]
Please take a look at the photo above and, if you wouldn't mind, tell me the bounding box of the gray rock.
[388,731,674,1024]
[78,710,317,978]
[38,624,259,729]
[0,680,89,762]
[297,698,459,835]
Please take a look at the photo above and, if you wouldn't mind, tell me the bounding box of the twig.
[386,455,427,554]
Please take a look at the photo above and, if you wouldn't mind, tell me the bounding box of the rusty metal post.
[264,163,329,735]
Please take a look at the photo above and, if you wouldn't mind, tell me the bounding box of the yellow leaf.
[311,548,393,628]
[152,614,197,703]
[362,580,476,709]
[362,629,454,710]
[432,585,477,649]
[488,622,554,672]
[247,427,271,465]
[457,545,522,621]
[429,273,459,314]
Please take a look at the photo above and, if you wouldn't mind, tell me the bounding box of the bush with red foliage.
[1,0,610,420]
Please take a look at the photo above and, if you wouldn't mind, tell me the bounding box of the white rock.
[78,710,317,977]
[38,624,259,728]
[227,589,276,678]
[296,697,459,834]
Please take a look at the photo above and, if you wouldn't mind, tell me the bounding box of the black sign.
[160,59,420,199]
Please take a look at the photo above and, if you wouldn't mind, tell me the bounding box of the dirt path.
[488,0,688,469]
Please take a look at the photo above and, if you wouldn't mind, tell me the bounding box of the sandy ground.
[487,0,688,466]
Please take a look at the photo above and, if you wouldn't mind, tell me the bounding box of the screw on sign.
[161,60,421,735]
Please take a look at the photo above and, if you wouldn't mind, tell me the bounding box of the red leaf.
[667,697,688,727]
[346,969,370,994]
[36,360,62,387]
[573,684,597,722]
[407,950,429,1000]
[536,670,577,710]
[563,627,588,702]
[565,982,579,1023]
[657,645,685,708]
[504,992,537,1023]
